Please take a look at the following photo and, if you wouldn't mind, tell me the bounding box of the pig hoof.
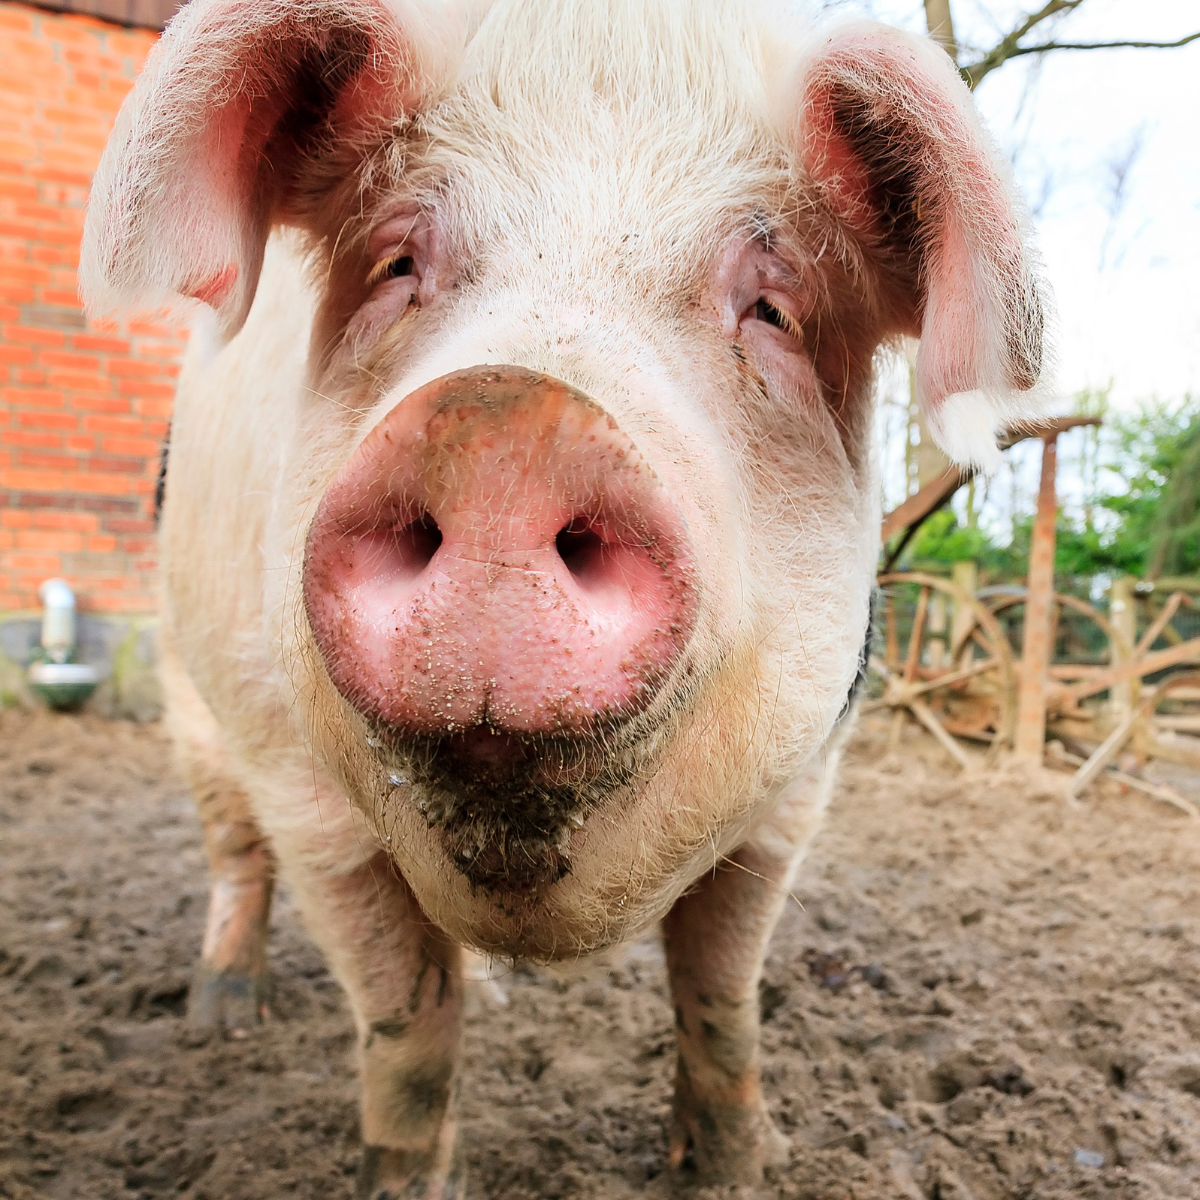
[187,961,269,1033]
[668,1098,789,1187]
[356,1145,466,1200]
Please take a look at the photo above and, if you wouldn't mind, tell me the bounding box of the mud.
[1,708,1197,1199]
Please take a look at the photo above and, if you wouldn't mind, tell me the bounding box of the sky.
[817,0,1200,415]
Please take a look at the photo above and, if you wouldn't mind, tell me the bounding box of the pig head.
[82,0,1045,967]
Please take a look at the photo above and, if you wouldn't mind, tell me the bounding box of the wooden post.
[1109,575,1137,720]
[1015,435,1058,760]
[951,560,978,666]
[928,592,947,671]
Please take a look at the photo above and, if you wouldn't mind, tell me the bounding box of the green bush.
[892,393,1200,582]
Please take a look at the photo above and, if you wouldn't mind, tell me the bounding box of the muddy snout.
[302,366,698,754]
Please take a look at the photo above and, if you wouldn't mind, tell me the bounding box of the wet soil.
[1,708,1198,1200]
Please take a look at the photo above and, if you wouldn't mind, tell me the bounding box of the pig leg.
[282,853,464,1200]
[663,774,833,1187]
[161,644,274,1031]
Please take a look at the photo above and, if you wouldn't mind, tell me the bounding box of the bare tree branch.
[962,2,1200,91]
[960,0,1084,85]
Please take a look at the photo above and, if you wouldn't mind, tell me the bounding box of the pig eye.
[752,298,804,344]
[366,253,417,288]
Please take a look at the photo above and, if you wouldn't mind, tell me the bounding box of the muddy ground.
[0,708,1198,1200]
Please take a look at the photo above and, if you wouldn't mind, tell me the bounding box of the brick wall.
[0,0,180,615]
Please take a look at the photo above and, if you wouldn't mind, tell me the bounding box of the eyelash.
[753,298,804,344]
[366,253,416,288]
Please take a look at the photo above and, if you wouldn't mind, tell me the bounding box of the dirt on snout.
[1,708,1198,1200]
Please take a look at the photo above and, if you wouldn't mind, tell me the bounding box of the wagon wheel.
[1070,670,1200,812]
[982,590,1122,722]
[868,572,1018,768]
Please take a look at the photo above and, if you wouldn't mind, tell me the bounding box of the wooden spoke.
[1071,670,1200,806]
[909,698,974,770]
[872,573,1019,765]
[903,586,931,684]
[970,627,995,657]
[908,656,1000,699]
[1135,591,1186,658]
[885,601,900,671]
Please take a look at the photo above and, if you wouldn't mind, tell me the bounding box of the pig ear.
[787,22,1047,471]
[81,0,467,340]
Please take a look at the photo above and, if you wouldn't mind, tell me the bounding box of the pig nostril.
[556,520,606,582]
[390,512,443,574]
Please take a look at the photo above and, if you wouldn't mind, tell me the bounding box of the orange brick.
[4,387,65,408]
[5,322,63,346]
[100,435,158,457]
[105,517,154,535]
[1,508,97,532]
[68,395,130,415]
[46,369,111,392]
[16,529,84,552]
[0,6,36,31]
[0,139,39,165]
[7,552,62,575]
[0,177,38,201]
[0,283,37,305]
[0,466,72,491]
[2,428,61,448]
[117,380,175,400]
[133,398,175,419]
[0,262,51,285]
[72,332,130,354]
[106,356,172,379]
[18,450,77,471]
[39,349,100,371]
[42,19,107,47]
[82,414,141,436]
[17,409,76,429]
[0,343,35,365]
[31,244,81,268]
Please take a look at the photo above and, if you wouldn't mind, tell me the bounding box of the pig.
[81,0,1045,1194]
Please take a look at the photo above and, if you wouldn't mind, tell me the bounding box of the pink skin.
[303,365,697,740]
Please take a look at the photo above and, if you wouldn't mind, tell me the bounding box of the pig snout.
[302,366,698,752]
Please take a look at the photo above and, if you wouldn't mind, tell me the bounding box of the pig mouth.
[389,720,667,894]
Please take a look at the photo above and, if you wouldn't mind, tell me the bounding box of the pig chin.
[381,711,672,895]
